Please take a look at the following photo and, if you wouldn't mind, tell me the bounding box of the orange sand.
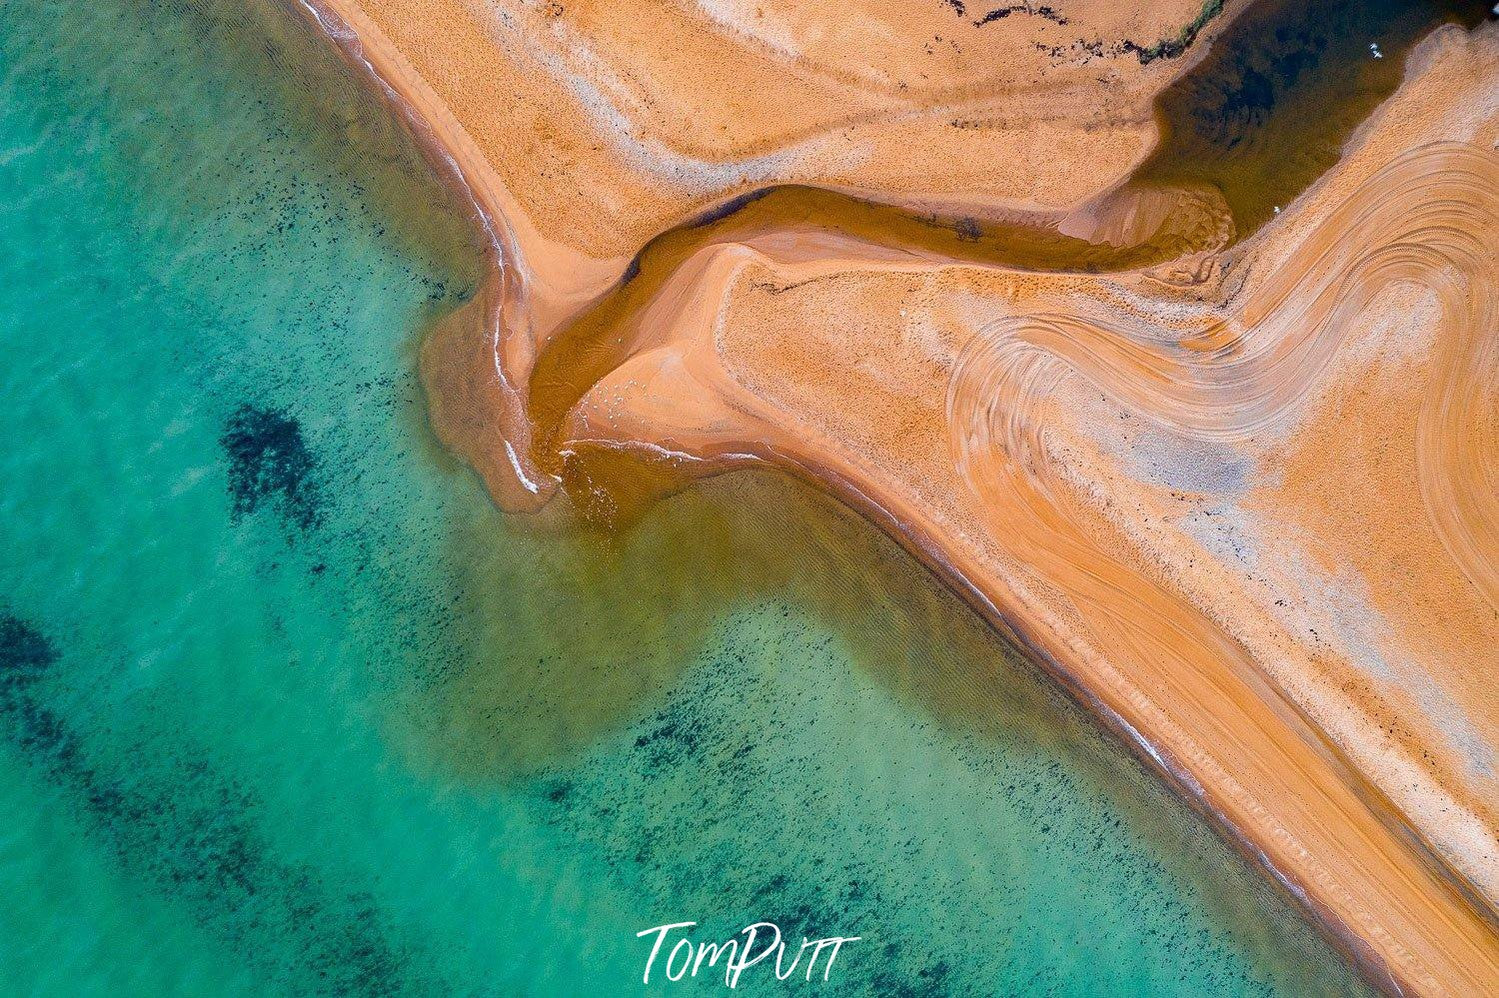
[290,1,1499,994]
[296,0,1245,506]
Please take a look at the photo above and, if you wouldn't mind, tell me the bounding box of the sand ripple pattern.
[950,142,1497,620]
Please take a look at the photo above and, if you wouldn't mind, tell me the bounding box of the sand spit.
[289,0,1499,994]
[294,0,1251,508]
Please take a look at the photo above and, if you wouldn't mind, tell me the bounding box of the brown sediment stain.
[412,468,1085,777]
[287,0,1499,994]
[525,181,1232,490]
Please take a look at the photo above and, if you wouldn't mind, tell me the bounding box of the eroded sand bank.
[290,0,1499,993]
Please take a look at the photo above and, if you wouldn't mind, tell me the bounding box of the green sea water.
[0,1,1377,995]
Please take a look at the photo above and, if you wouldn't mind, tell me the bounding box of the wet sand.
[289,1,1499,994]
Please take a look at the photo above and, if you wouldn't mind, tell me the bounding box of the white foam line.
[292,0,548,498]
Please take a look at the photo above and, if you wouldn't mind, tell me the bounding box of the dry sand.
[291,1,1499,993]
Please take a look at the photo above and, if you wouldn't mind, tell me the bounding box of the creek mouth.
[1134,0,1493,241]
[521,1,1495,487]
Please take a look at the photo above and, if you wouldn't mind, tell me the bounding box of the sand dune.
[292,0,1499,993]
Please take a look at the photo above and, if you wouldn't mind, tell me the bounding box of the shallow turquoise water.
[0,2,1375,995]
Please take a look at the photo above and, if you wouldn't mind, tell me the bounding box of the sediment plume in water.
[291,0,1499,994]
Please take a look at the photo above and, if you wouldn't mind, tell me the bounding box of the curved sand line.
[949,144,1496,610]
[284,1,1499,994]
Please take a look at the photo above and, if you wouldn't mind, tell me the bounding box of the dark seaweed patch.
[221,403,323,534]
[0,613,72,761]
[632,718,704,769]
[973,5,1070,28]
[688,187,775,231]
[0,613,437,995]
[524,608,1363,995]
[529,626,904,984]
[1121,0,1224,63]
[0,613,58,688]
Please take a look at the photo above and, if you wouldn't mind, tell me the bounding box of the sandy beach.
[289,0,1499,993]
